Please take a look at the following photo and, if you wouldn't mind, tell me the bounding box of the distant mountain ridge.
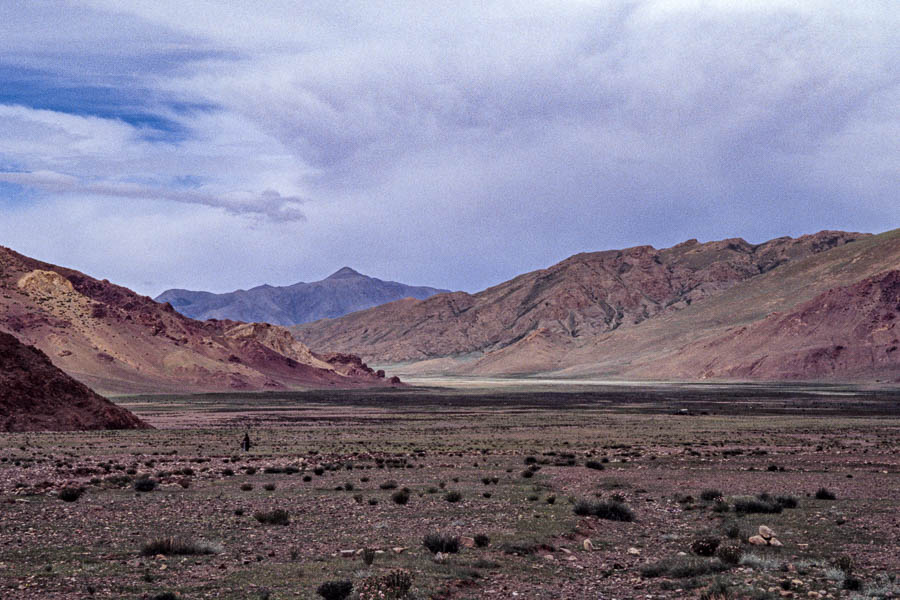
[293,229,900,382]
[0,247,398,394]
[156,267,449,326]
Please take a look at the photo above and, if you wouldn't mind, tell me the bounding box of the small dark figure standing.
[241,432,251,452]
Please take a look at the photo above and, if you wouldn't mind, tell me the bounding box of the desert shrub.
[520,469,534,479]
[775,495,798,509]
[739,552,782,571]
[474,534,490,548]
[524,456,537,464]
[134,478,157,492]
[733,497,782,514]
[699,577,732,600]
[596,500,634,521]
[527,494,539,501]
[815,487,836,500]
[842,577,862,591]
[283,465,299,474]
[240,483,253,491]
[712,500,730,513]
[641,556,728,578]
[482,492,492,498]
[573,500,594,516]
[356,569,412,600]
[715,544,743,565]
[368,498,378,505]
[222,468,234,476]
[263,466,284,474]
[585,460,605,471]
[244,466,257,475]
[834,555,853,574]
[234,508,244,516]
[444,491,462,503]
[380,480,398,490]
[423,533,460,554]
[150,593,181,600]
[317,580,352,600]
[254,509,290,525]
[263,483,276,491]
[343,482,353,491]
[690,537,721,557]
[392,489,410,505]
[700,489,723,502]
[141,537,219,556]
[481,477,492,485]
[546,495,556,505]
[313,467,325,476]
[362,547,376,566]
[302,475,312,482]
[58,486,84,502]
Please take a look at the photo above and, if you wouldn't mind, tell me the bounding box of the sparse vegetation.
[424,533,460,554]
[141,537,220,556]
[254,509,290,525]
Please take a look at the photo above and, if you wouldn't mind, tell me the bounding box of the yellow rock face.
[17,270,76,296]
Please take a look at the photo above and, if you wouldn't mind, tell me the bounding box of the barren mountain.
[0,247,396,394]
[156,267,448,326]
[656,269,900,381]
[293,231,866,366]
[0,331,149,431]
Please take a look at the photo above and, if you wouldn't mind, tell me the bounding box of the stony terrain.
[0,385,897,599]
[0,247,398,394]
[157,267,449,326]
[294,229,900,382]
[0,331,149,432]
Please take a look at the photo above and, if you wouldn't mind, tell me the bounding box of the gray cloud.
[0,1,897,296]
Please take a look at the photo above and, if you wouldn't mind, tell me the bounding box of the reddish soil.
[0,331,149,432]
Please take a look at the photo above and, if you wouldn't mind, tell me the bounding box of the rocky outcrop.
[0,331,149,432]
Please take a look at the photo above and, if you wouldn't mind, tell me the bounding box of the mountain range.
[0,246,398,395]
[293,229,900,382]
[156,267,449,326]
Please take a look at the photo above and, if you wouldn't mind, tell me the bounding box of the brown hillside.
[657,269,900,381]
[0,247,395,394]
[293,231,865,365]
[0,331,149,431]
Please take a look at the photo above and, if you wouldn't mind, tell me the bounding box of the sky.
[0,1,897,297]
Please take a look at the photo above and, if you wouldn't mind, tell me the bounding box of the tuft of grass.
[58,486,85,502]
[733,497,782,514]
[134,478,157,492]
[573,499,634,521]
[815,487,836,500]
[739,552,782,571]
[392,489,410,505]
[254,509,290,525]
[700,489,723,502]
[423,533,460,554]
[317,580,352,600]
[641,556,728,579]
[444,490,462,503]
[141,537,220,556]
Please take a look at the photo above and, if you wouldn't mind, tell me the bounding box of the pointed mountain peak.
[326,266,364,280]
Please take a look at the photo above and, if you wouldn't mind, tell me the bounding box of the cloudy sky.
[0,1,897,296]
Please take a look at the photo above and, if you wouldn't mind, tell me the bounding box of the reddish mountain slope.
[0,247,395,394]
[293,231,865,363]
[662,270,900,381]
[0,331,149,431]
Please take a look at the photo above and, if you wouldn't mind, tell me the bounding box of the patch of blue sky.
[0,63,216,143]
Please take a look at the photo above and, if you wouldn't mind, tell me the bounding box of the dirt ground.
[1,383,898,599]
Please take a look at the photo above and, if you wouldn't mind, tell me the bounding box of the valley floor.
[1,384,899,599]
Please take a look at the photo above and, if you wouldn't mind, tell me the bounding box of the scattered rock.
[583,539,594,551]
[749,535,768,545]
[759,525,776,539]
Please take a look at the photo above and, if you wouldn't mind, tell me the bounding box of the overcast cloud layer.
[0,1,897,296]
